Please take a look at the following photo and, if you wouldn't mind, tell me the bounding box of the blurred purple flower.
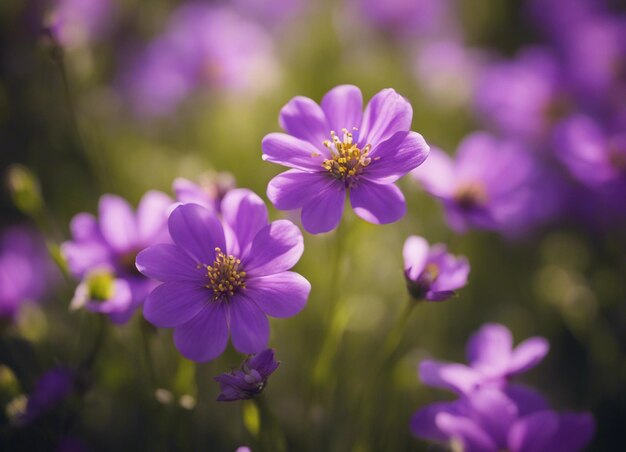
[0,227,57,320]
[403,236,469,301]
[62,191,172,324]
[20,367,74,425]
[263,85,430,234]
[232,0,305,29]
[473,48,565,143]
[411,132,561,236]
[122,4,278,118]
[214,349,279,402]
[47,0,114,49]
[411,386,595,452]
[136,189,309,362]
[173,173,236,213]
[419,323,549,396]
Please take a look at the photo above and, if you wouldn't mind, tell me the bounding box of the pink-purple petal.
[411,147,456,198]
[221,189,268,256]
[262,133,328,171]
[245,271,310,318]
[143,281,209,328]
[300,181,346,234]
[168,203,225,265]
[411,401,463,442]
[350,181,406,224]
[466,323,513,376]
[267,170,334,211]
[243,220,304,276]
[98,195,139,253]
[507,411,559,452]
[229,295,270,354]
[551,412,595,452]
[365,131,430,183]
[403,235,429,280]
[507,337,549,377]
[436,413,498,452]
[320,84,363,134]
[69,213,102,242]
[278,96,329,147]
[419,360,482,395]
[173,302,229,362]
[359,88,413,146]
[136,190,172,244]
[136,244,203,282]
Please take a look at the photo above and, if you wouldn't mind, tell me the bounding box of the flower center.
[453,182,488,210]
[205,247,246,301]
[406,263,440,300]
[321,128,373,187]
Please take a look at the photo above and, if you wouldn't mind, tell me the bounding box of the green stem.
[253,395,287,452]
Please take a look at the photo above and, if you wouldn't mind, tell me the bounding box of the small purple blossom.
[0,227,57,320]
[411,132,561,236]
[214,349,279,402]
[20,367,75,425]
[47,0,114,49]
[419,323,549,396]
[173,173,236,213]
[263,85,430,234]
[62,191,172,324]
[402,236,469,301]
[411,386,595,452]
[136,189,310,362]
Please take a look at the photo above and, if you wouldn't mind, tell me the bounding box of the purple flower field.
[1,0,625,450]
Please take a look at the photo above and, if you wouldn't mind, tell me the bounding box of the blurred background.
[1,0,625,450]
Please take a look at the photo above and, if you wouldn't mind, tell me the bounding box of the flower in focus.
[47,0,114,49]
[263,85,430,234]
[419,323,549,396]
[411,386,595,452]
[136,189,309,362]
[19,367,75,425]
[122,4,279,118]
[62,191,172,324]
[214,349,279,402]
[411,132,561,236]
[0,227,57,320]
[402,235,469,302]
[173,172,236,213]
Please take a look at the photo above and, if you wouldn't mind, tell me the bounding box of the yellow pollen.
[321,128,373,187]
[205,247,246,301]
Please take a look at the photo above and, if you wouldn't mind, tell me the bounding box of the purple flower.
[0,227,57,320]
[136,189,310,362]
[402,236,469,301]
[263,85,430,234]
[411,386,595,452]
[122,4,278,118]
[173,173,236,213]
[47,0,114,49]
[214,349,279,401]
[62,191,172,324]
[419,323,549,396]
[554,114,626,190]
[411,132,561,236]
[20,367,74,425]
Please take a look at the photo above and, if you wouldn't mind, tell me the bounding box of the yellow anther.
[205,249,247,301]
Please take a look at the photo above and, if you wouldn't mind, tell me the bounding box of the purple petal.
[436,413,498,452]
[507,337,549,377]
[245,271,310,318]
[467,388,519,448]
[419,360,482,395]
[350,181,406,224]
[504,384,549,416]
[508,411,559,452]
[247,349,280,377]
[62,241,112,278]
[262,133,328,171]
[359,88,413,146]
[85,278,133,315]
[411,147,456,198]
[551,412,595,451]
[221,189,268,257]
[136,190,172,244]
[168,204,225,265]
[143,281,209,328]
[69,213,103,242]
[320,84,363,134]
[410,401,462,442]
[229,295,270,354]
[365,131,430,183]
[172,177,215,211]
[267,170,337,211]
[173,302,229,362]
[466,323,513,376]
[403,235,429,280]
[431,255,470,292]
[243,220,304,276]
[98,195,139,253]
[278,96,329,147]
[300,180,346,234]
[136,244,203,282]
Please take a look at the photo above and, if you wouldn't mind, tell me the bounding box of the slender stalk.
[252,395,287,452]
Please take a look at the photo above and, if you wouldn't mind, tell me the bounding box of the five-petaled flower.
[214,349,280,401]
[263,84,430,234]
[136,189,310,362]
